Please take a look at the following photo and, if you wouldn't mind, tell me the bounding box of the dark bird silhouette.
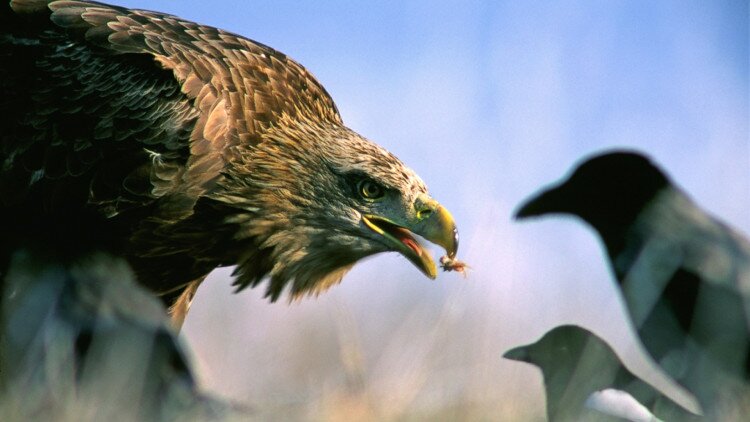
[504,325,702,421]
[515,150,750,414]
[0,248,249,420]
[0,0,459,327]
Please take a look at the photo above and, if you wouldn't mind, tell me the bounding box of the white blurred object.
[585,389,660,422]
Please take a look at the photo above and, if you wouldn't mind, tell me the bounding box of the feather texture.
[1,0,437,311]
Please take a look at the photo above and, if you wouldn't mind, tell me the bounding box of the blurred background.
[121,1,748,419]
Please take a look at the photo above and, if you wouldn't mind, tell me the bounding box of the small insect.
[439,255,470,277]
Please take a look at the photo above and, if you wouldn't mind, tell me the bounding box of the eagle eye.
[357,179,385,200]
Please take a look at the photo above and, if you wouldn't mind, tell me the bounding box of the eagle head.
[214,115,458,301]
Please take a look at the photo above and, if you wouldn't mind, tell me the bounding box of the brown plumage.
[0,0,459,326]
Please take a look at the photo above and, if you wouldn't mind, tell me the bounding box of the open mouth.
[362,215,437,278]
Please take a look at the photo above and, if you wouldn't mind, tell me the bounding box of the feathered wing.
[620,193,750,380]
[1,0,341,295]
[2,0,340,215]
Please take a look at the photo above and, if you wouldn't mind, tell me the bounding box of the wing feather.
[2,0,341,220]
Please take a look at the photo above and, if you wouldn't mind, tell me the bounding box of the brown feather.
[1,0,431,316]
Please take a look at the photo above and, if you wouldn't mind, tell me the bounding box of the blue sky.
[120,0,748,417]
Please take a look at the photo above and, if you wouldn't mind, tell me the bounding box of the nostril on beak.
[417,208,433,220]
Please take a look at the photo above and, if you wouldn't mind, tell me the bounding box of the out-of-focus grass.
[183,266,548,421]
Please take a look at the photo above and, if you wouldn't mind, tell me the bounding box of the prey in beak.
[362,195,458,279]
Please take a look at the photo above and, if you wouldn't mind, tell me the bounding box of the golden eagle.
[0,0,458,327]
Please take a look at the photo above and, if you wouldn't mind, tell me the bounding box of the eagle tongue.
[390,226,424,256]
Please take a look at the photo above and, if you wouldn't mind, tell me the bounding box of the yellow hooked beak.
[362,194,458,279]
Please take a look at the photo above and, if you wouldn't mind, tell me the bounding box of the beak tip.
[503,347,526,361]
[515,183,570,220]
[515,194,547,220]
[449,227,459,258]
[426,263,438,279]
[514,205,532,220]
